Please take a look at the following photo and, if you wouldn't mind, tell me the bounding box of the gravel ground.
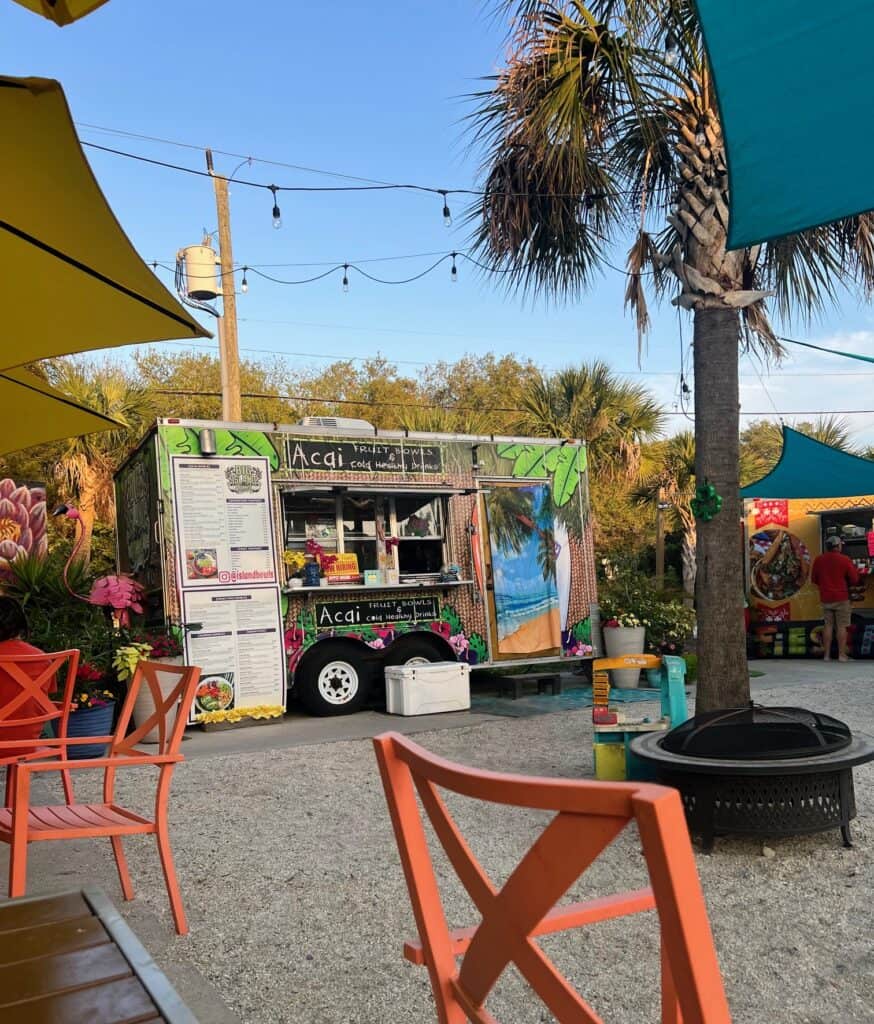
[4,666,874,1023]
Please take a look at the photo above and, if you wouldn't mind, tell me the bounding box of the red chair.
[0,650,79,807]
[373,731,732,1024]
[0,660,200,935]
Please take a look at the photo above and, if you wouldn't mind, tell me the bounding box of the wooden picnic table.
[0,887,197,1023]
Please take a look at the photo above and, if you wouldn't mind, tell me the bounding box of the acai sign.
[315,596,439,628]
[286,438,443,475]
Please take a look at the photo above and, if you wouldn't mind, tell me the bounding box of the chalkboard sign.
[286,439,443,475]
[315,596,439,628]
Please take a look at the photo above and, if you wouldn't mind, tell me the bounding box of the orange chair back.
[373,731,732,1024]
[113,660,200,756]
[0,650,78,760]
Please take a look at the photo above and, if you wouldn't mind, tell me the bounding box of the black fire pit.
[631,705,874,850]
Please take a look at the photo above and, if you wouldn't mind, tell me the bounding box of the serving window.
[280,489,449,581]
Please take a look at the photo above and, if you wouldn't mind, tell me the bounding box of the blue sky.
[7,0,874,441]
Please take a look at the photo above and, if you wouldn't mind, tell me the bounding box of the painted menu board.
[182,588,286,719]
[171,457,277,588]
[285,438,443,475]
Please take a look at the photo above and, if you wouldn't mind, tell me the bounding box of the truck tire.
[296,645,372,716]
[383,636,449,668]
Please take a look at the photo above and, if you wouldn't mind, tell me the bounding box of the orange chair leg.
[8,767,29,899]
[111,836,135,901]
[61,768,74,806]
[155,822,188,935]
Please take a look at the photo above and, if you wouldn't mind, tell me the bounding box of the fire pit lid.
[661,705,852,761]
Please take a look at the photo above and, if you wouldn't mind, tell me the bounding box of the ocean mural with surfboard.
[485,483,562,655]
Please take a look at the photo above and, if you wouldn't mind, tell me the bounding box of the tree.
[469,2,874,710]
[47,359,155,567]
[740,416,856,486]
[514,361,664,478]
[635,431,696,595]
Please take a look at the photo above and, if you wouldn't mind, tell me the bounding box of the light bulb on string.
[450,253,458,282]
[269,185,282,229]
[664,31,679,67]
[342,264,350,293]
[241,266,249,293]
[439,189,452,227]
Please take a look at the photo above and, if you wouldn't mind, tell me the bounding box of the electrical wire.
[80,138,667,202]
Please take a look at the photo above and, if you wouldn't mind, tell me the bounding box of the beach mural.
[485,483,562,656]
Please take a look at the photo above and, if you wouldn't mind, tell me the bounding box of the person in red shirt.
[811,536,860,661]
[0,597,52,756]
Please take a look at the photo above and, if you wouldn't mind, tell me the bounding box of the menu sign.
[316,595,439,628]
[286,439,443,475]
[171,457,277,588]
[182,588,286,719]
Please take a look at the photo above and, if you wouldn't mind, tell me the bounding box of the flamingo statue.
[53,505,145,627]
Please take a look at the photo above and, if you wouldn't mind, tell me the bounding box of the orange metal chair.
[373,731,732,1024]
[0,650,79,807]
[0,660,201,935]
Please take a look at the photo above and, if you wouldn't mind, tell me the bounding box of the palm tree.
[469,2,874,710]
[635,430,696,596]
[485,488,535,556]
[515,361,664,479]
[46,359,155,567]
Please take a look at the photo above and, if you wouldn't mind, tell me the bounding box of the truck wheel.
[384,637,448,667]
[296,646,371,716]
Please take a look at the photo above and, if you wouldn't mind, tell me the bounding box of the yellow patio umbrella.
[10,0,109,26]
[0,76,210,371]
[0,366,119,456]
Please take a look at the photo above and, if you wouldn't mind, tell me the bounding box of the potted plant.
[598,563,661,688]
[283,550,307,588]
[53,661,117,758]
[114,626,189,744]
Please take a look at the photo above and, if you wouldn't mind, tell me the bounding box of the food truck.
[114,418,598,716]
[741,427,874,658]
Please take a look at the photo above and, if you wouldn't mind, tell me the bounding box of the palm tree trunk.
[692,307,750,711]
[681,526,697,599]
[75,472,99,570]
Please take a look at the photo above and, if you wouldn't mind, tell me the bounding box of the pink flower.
[0,479,46,572]
[449,633,469,655]
[88,575,144,617]
[430,621,452,641]
[367,637,385,650]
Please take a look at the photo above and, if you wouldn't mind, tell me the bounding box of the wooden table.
[0,888,197,1023]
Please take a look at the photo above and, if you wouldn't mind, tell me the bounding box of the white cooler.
[384,662,471,716]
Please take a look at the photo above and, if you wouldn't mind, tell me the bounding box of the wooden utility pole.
[206,149,242,421]
[655,485,666,589]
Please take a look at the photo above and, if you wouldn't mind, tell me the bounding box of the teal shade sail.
[695,1,874,249]
[741,427,874,499]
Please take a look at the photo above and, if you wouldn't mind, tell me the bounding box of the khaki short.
[822,601,851,629]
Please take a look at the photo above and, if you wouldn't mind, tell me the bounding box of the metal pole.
[206,149,242,421]
[655,485,665,589]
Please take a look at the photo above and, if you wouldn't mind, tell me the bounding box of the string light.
[664,31,679,66]
[241,266,249,293]
[439,189,452,227]
[695,119,707,148]
[269,185,282,229]
[450,253,458,282]
[342,263,350,293]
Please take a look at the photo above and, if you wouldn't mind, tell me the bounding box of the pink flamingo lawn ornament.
[53,505,144,627]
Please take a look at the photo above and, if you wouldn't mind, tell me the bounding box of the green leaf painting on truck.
[213,430,281,469]
[496,442,586,507]
[159,427,281,492]
[552,446,587,507]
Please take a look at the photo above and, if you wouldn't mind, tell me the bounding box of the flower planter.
[54,701,115,759]
[603,626,646,689]
[200,715,282,733]
[133,656,184,744]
